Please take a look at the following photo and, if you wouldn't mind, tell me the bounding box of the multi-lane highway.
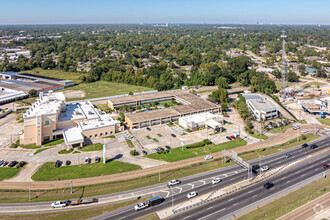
[0,135,329,217]
[90,136,330,220]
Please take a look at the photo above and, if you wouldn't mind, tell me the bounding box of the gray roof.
[248,99,276,112]
[241,93,265,101]
[0,72,21,76]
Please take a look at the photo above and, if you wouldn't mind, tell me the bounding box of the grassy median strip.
[126,140,134,148]
[31,161,141,181]
[317,118,330,126]
[0,133,321,203]
[0,167,21,181]
[137,213,161,220]
[146,139,247,162]
[237,177,330,220]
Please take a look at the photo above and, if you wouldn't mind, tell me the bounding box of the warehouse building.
[108,90,221,129]
[242,93,278,121]
[179,112,223,132]
[21,91,122,148]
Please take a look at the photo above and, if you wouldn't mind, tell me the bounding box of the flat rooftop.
[180,112,222,124]
[58,101,100,122]
[242,93,266,101]
[300,103,321,113]
[79,114,120,131]
[20,73,64,82]
[248,99,276,112]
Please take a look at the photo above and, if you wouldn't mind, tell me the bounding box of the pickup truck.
[51,201,69,208]
[134,196,163,211]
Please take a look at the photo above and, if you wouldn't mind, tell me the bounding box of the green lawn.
[22,68,83,84]
[126,140,134,148]
[34,148,51,155]
[146,139,247,162]
[153,138,159,143]
[146,136,151,139]
[302,81,326,89]
[249,133,269,140]
[43,139,64,147]
[268,124,292,134]
[62,81,153,101]
[103,135,116,138]
[237,177,330,220]
[58,149,74,154]
[0,167,21,181]
[32,161,141,181]
[80,143,103,151]
[275,82,295,90]
[20,144,41,149]
[317,118,330,126]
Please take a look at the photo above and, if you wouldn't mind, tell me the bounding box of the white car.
[135,202,148,211]
[325,128,330,131]
[212,178,222,184]
[302,129,309,133]
[261,166,269,172]
[51,201,68,208]
[187,191,198,199]
[204,155,213,160]
[168,179,181,186]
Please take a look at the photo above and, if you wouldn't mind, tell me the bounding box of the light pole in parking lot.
[103,144,106,164]
[181,142,184,151]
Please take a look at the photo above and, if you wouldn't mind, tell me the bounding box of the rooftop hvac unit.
[100,123,104,125]
[88,111,93,115]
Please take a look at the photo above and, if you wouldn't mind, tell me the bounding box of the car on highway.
[252,165,260,170]
[324,128,330,131]
[168,179,181,186]
[261,166,269,172]
[142,150,148,155]
[264,182,274,189]
[212,178,222,184]
[301,143,308,148]
[310,144,318,149]
[204,155,213,160]
[171,134,176,138]
[51,201,69,208]
[226,136,232,141]
[302,129,309,133]
[285,153,292,158]
[187,191,198,199]
[323,164,329,169]
[134,202,149,211]
[230,136,236,140]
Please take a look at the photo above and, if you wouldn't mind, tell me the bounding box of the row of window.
[87,131,113,138]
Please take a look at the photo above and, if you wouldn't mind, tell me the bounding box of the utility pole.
[159,171,160,182]
[29,183,31,201]
[314,117,316,134]
[281,30,287,98]
[297,129,299,143]
[181,142,184,151]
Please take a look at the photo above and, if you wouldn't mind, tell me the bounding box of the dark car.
[142,150,148,155]
[301,143,308,148]
[54,160,62,168]
[252,165,260,170]
[65,160,71,166]
[85,157,91,164]
[310,144,318,149]
[158,147,165,151]
[323,164,329,169]
[264,182,274,189]
[2,161,8,167]
[165,146,171,150]
[95,156,100,163]
[285,153,292,158]
[171,134,176,138]
[154,148,159,152]
[146,127,151,131]
[226,136,232,141]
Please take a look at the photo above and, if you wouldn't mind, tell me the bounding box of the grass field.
[1,197,151,220]
[32,161,141,181]
[146,139,247,162]
[268,124,292,134]
[237,177,330,220]
[23,68,83,84]
[62,81,153,101]
[0,167,21,181]
[34,148,51,155]
[20,144,41,149]
[137,213,160,220]
[249,133,269,140]
[80,143,103,151]
[302,81,326,89]
[58,149,74,154]
[317,118,330,126]
[275,82,295,90]
[0,133,321,203]
[126,140,134,148]
[43,139,64,147]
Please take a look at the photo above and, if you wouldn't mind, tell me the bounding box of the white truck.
[134,202,149,211]
[51,201,69,208]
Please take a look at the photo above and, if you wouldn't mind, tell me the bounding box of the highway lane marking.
[301,174,306,177]
[199,180,206,185]
[118,217,126,220]
[175,187,183,193]
[252,195,258,198]
[228,198,234,201]
[229,178,236,181]
[280,177,286,180]
[287,180,291,183]
[183,215,191,219]
[161,190,170,198]
[233,203,238,206]
[247,191,253,194]
[206,206,214,210]
[200,207,226,219]
[187,183,194,189]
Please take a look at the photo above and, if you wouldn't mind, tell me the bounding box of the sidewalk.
[277,192,330,220]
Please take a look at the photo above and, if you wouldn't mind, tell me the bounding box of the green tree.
[28,89,38,97]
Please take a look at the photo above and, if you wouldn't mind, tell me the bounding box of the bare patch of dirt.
[63,90,86,99]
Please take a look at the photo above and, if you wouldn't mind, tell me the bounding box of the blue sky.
[1,0,329,25]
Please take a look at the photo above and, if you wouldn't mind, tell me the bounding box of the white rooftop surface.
[63,127,84,145]
[24,92,66,118]
[79,114,120,131]
[180,112,221,123]
[242,93,266,101]
[0,91,27,102]
[206,119,222,129]
[248,99,276,112]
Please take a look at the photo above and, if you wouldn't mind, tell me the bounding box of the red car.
[230,136,236,140]
[323,164,329,169]
[224,115,230,118]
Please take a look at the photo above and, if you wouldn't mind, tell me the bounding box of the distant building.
[242,93,278,121]
[178,112,223,132]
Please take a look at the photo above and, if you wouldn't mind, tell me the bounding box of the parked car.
[252,165,260,170]
[230,136,236,140]
[142,150,148,155]
[224,115,230,118]
[212,178,222,184]
[2,161,8,167]
[324,128,330,131]
[146,127,151,131]
[95,156,100,163]
[323,164,329,169]
[158,147,165,151]
[268,125,273,129]
[264,182,274,189]
[273,123,278,128]
[165,146,171,150]
[204,155,213,160]
[168,179,181,186]
[301,143,308,148]
[226,136,232,141]
[261,166,269,172]
[281,122,286,126]
[310,144,318,149]
[54,160,61,168]
[85,157,91,164]
[65,160,71,166]
[187,191,198,199]
[302,129,309,133]
[154,148,159,152]
[285,153,292,158]
[171,134,176,138]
